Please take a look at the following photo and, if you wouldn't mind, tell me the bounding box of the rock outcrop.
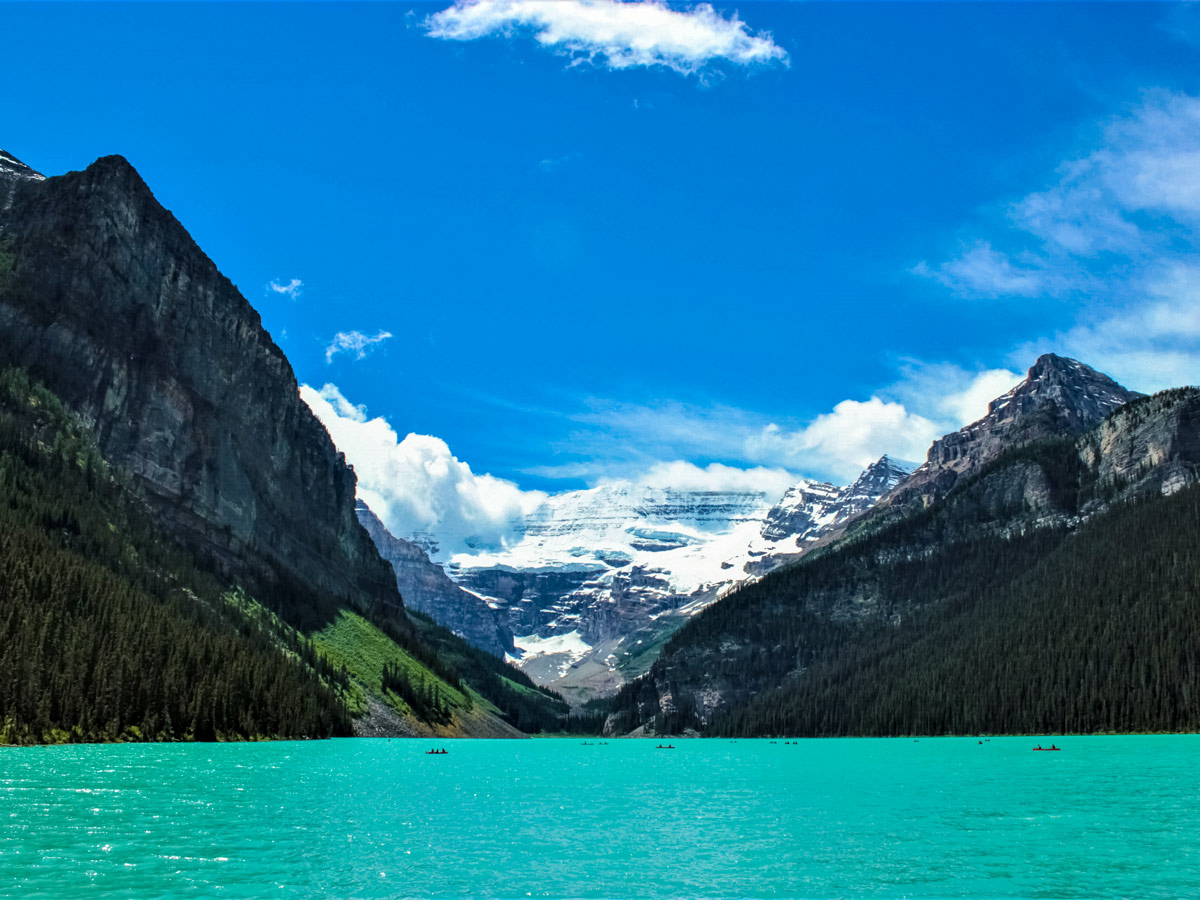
[356,502,514,657]
[0,151,398,618]
[885,354,1141,512]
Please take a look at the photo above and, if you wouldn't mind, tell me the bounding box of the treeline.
[381,660,453,725]
[0,368,352,743]
[407,611,605,734]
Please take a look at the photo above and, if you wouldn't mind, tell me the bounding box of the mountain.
[866,354,1142,524]
[0,366,355,743]
[604,358,1200,738]
[0,149,571,741]
[0,152,396,619]
[356,502,515,658]
[393,458,913,702]
[745,455,915,574]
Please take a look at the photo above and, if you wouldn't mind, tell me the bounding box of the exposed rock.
[886,354,1142,512]
[0,151,398,619]
[1084,388,1200,490]
[356,501,514,657]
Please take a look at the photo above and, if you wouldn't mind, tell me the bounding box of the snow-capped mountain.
[404,458,916,700]
[744,455,915,574]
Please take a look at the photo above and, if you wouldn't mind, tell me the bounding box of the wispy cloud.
[425,0,788,76]
[538,365,1023,485]
[915,90,1200,391]
[916,91,1200,301]
[1018,261,1200,393]
[268,277,303,299]
[325,329,393,364]
[911,243,1057,299]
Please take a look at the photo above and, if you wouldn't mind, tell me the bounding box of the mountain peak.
[0,149,46,222]
[872,355,1144,516]
[0,149,44,182]
[984,353,1141,428]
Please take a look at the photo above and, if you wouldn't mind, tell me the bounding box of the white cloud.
[746,397,942,482]
[890,363,1025,428]
[918,92,1200,300]
[915,91,1200,390]
[628,460,798,497]
[304,362,1045,558]
[558,363,1034,484]
[1019,262,1200,393]
[268,277,303,299]
[912,242,1052,298]
[301,383,546,558]
[425,0,788,76]
[325,329,393,364]
[560,395,941,484]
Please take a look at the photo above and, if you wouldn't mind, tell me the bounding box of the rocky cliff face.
[761,456,914,543]
[0,150,44,222]
[883,354,1141,513]
[747,455,915,574]
[1082,388,1200,500]
[356,502,514,657]
[0,151,398,618]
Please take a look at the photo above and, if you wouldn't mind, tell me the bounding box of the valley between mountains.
[3,147,1200,742]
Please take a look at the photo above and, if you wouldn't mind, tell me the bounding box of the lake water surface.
[3,735,1199,898]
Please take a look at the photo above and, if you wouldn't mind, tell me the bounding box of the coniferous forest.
[0,368,353,743]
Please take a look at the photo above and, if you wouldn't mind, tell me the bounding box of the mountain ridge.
[0,151,398,620]
[603,357,1193,737]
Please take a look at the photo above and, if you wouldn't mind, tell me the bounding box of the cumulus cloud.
[268,277,303,299]
[304,363,1042,554]
[325,329,393,364]
[889,363,1024,428]
[746,398,941,482]
[551,363,1033,485]
[301,383,546,559]
[629,460,798,497]
[425,0,788,76]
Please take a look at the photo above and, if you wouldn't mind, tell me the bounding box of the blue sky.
[7,1,1200,542]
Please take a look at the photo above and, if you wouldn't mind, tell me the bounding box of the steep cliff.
[878,354,1141,515]
[356,502,515,658]
[0,151,397,621]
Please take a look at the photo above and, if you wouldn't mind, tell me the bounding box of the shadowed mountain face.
[0,152,398,622]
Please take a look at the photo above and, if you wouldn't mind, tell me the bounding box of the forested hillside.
[608,407,1200,737]
[0,368,354,743]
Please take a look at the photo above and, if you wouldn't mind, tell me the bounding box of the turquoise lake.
[3,735,1199,899]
